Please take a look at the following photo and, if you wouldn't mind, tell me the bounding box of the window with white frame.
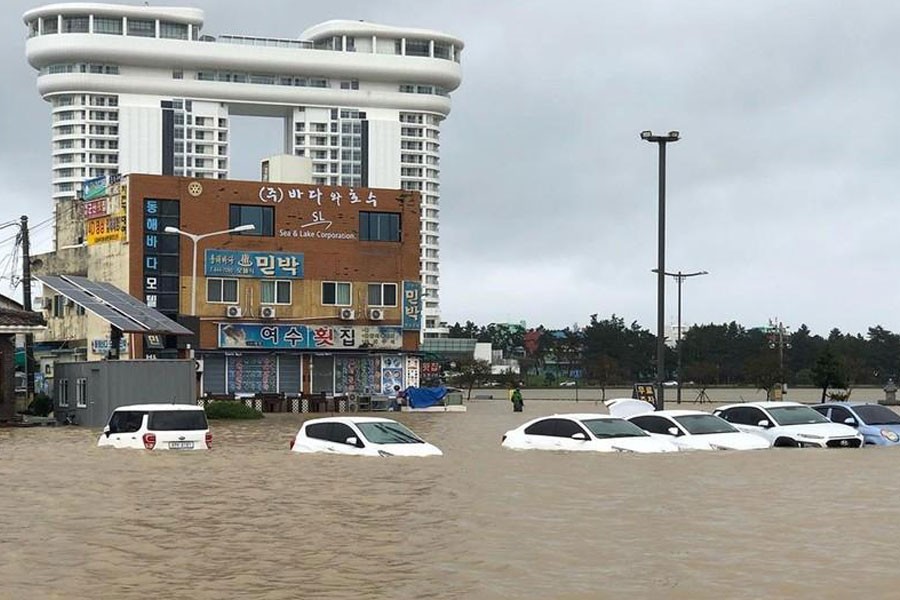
[76,378,87,408]
[59,379,69,407]
[322,282,351,306]
[367,283,398,307]
[207,278,238,303]
[261,280,291,304]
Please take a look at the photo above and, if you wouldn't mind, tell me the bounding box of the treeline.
[448,315,900,390]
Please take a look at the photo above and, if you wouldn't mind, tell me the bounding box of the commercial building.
[33,174,425,401]
[23,2,463,336]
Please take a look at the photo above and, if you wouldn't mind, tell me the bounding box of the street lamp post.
[164,224,255,315]
[654,269,708,403]
[641,130,680,410]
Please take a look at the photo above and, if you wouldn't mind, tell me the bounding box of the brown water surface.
[2,397,899,599]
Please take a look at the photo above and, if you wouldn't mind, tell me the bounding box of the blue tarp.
[405,386,448,409]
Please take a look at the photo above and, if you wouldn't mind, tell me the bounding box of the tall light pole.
[641,130,680,410]
[654,269,708,403]
[164,224,255,315]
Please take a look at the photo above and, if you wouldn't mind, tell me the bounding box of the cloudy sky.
[2,0,899,338]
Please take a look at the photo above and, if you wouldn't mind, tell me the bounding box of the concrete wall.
[54,359,195,427]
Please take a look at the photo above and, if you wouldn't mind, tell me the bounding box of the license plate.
[168,441,195,450]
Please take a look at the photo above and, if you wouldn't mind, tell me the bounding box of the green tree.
[744,352,781,400]
[452,359,492,400]
[812,346,847,402]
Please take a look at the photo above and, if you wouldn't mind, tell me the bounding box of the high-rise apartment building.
[23,3,463,336]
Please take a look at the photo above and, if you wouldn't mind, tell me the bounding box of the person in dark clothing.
[511,385,524,412]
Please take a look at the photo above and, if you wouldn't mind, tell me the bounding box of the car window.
[329,423,359,445]
[108,410,145,434]
[719,407,765,426]
[523,418,586,438]
[147,410,208,431]
[630,415,676,435]
[583,418,649,438]
[854,405,900,425]
[357,421,423,444]
[828,406,853,425]
[305,422,330,440]
[673,414,738,435]
[810,406,830,419]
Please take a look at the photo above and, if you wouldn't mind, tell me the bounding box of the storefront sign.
[82,173,121,201]
[83,198,109,219]
[86,212,127,244]
[205,250,304,278]
[218,323,403,350]
[402,281,422,331]
[91,338,128,355]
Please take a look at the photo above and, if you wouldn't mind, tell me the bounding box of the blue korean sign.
[402,281,422,331]
[205,250,304,278]
[219,323,403,350]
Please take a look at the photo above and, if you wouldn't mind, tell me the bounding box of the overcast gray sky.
[3,0,900,337]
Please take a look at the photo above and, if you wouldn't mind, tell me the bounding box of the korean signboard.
[219,323,403,350]
[86,213,127,245]
[402,281,422,331]
[82,173,121,201]
[205,250,304,279]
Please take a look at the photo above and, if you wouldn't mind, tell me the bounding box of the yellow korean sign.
[86,212,127,245]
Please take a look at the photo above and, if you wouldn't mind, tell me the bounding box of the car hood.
[681,431,770,450]
[375,442,443,457]
[605,436,679,454]
[774,422,860,438]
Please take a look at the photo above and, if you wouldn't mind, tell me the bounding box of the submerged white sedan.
[501,413,679,453]
[290,416,442,457]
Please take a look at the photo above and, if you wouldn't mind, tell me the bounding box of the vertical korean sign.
[402,281,422,331]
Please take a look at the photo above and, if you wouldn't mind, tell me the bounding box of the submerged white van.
[98,404,211,450]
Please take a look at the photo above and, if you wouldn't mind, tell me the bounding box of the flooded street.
[3,394,900,599]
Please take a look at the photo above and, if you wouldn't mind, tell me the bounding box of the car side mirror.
[345,436,359,446]
[103,425,111,437]
[667,426,680,437]
[843,417,857,426]
[757,420,770,428]
[571,432,588,441]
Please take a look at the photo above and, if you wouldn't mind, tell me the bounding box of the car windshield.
[767,406,830,426]
[356,421,424,444]
[581,418,648,439]
[853,405,900,425]
[673,414,738,435]
[147,410,208,431]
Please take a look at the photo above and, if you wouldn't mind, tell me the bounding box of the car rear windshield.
[581,418,648,439]
[853,405,900,425]
[673,414,738,435]
[147,410,209,431]
[356,421,423,444]
[767,406,829,426]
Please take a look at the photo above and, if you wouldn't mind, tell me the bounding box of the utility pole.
[19,215,34,403]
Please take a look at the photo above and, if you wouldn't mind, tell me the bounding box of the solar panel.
[36,275,192,335]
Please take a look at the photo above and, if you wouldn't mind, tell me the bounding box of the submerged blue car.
[812,402,900,446]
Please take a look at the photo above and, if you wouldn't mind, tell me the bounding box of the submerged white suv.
[714,401,862,448]
[98,404,211,450]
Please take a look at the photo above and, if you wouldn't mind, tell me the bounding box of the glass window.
[160,22,188,39]
[357,421,424,445]
[28,20,39,37]
[93,17,122,35]
[229,204,274,236]
[367,283,397,306]
[328,423,359,445]
[629,415,675,435]
[108,410,146,433]
[127,19,155,37]
[62,16,89,33]
[583,418,650,438]
[43,16,59,34]
[360,212,400,242]
[854,404,900,425]
[261,280,291,304]
[718,407,766,426]
[827,406,854,426]
[322,282,351,306]
[148,410,208,431]
[75,378,87,408]
[58,378,69,407]
[524,418,586,438]
[207,278,238,303]
[305,422,329,440]
[766,406,829,426]
[405,39,430,57]
[672,414,737,435]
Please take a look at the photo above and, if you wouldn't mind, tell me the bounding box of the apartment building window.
[322,282,351,306]
[207,278,238,303]
[160,22,188,39]
[59,379,69,407]
[261,280,291,304]
[367,283,397,307]
[405,39,431,57]
[94,17,122,35]
[229,204,274,236]
[127,19,155,37]
[360,212,400,242]
[62,16,89,33]
[42,17,59,34]
[76,378,87,408]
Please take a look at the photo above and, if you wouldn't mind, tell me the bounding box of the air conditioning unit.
[225,305,242,318]
[40,297,52,310]
[339,308,355,320]
[260,306,276,319]
[368,308,385,321]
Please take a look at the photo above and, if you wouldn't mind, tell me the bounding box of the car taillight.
[290,437,296,450]
[142,433,156,450]
[205,432,213,448]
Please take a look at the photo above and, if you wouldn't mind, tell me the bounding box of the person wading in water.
[511,384,524,412]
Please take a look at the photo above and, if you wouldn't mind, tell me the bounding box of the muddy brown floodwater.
[2,394,900,599]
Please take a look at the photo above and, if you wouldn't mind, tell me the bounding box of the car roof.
[650,410,713,418]
[111,403,204,411]
[303,416,400,426]
[717,401,804,410]
[541,413,622,421]
[817,402,880,408]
